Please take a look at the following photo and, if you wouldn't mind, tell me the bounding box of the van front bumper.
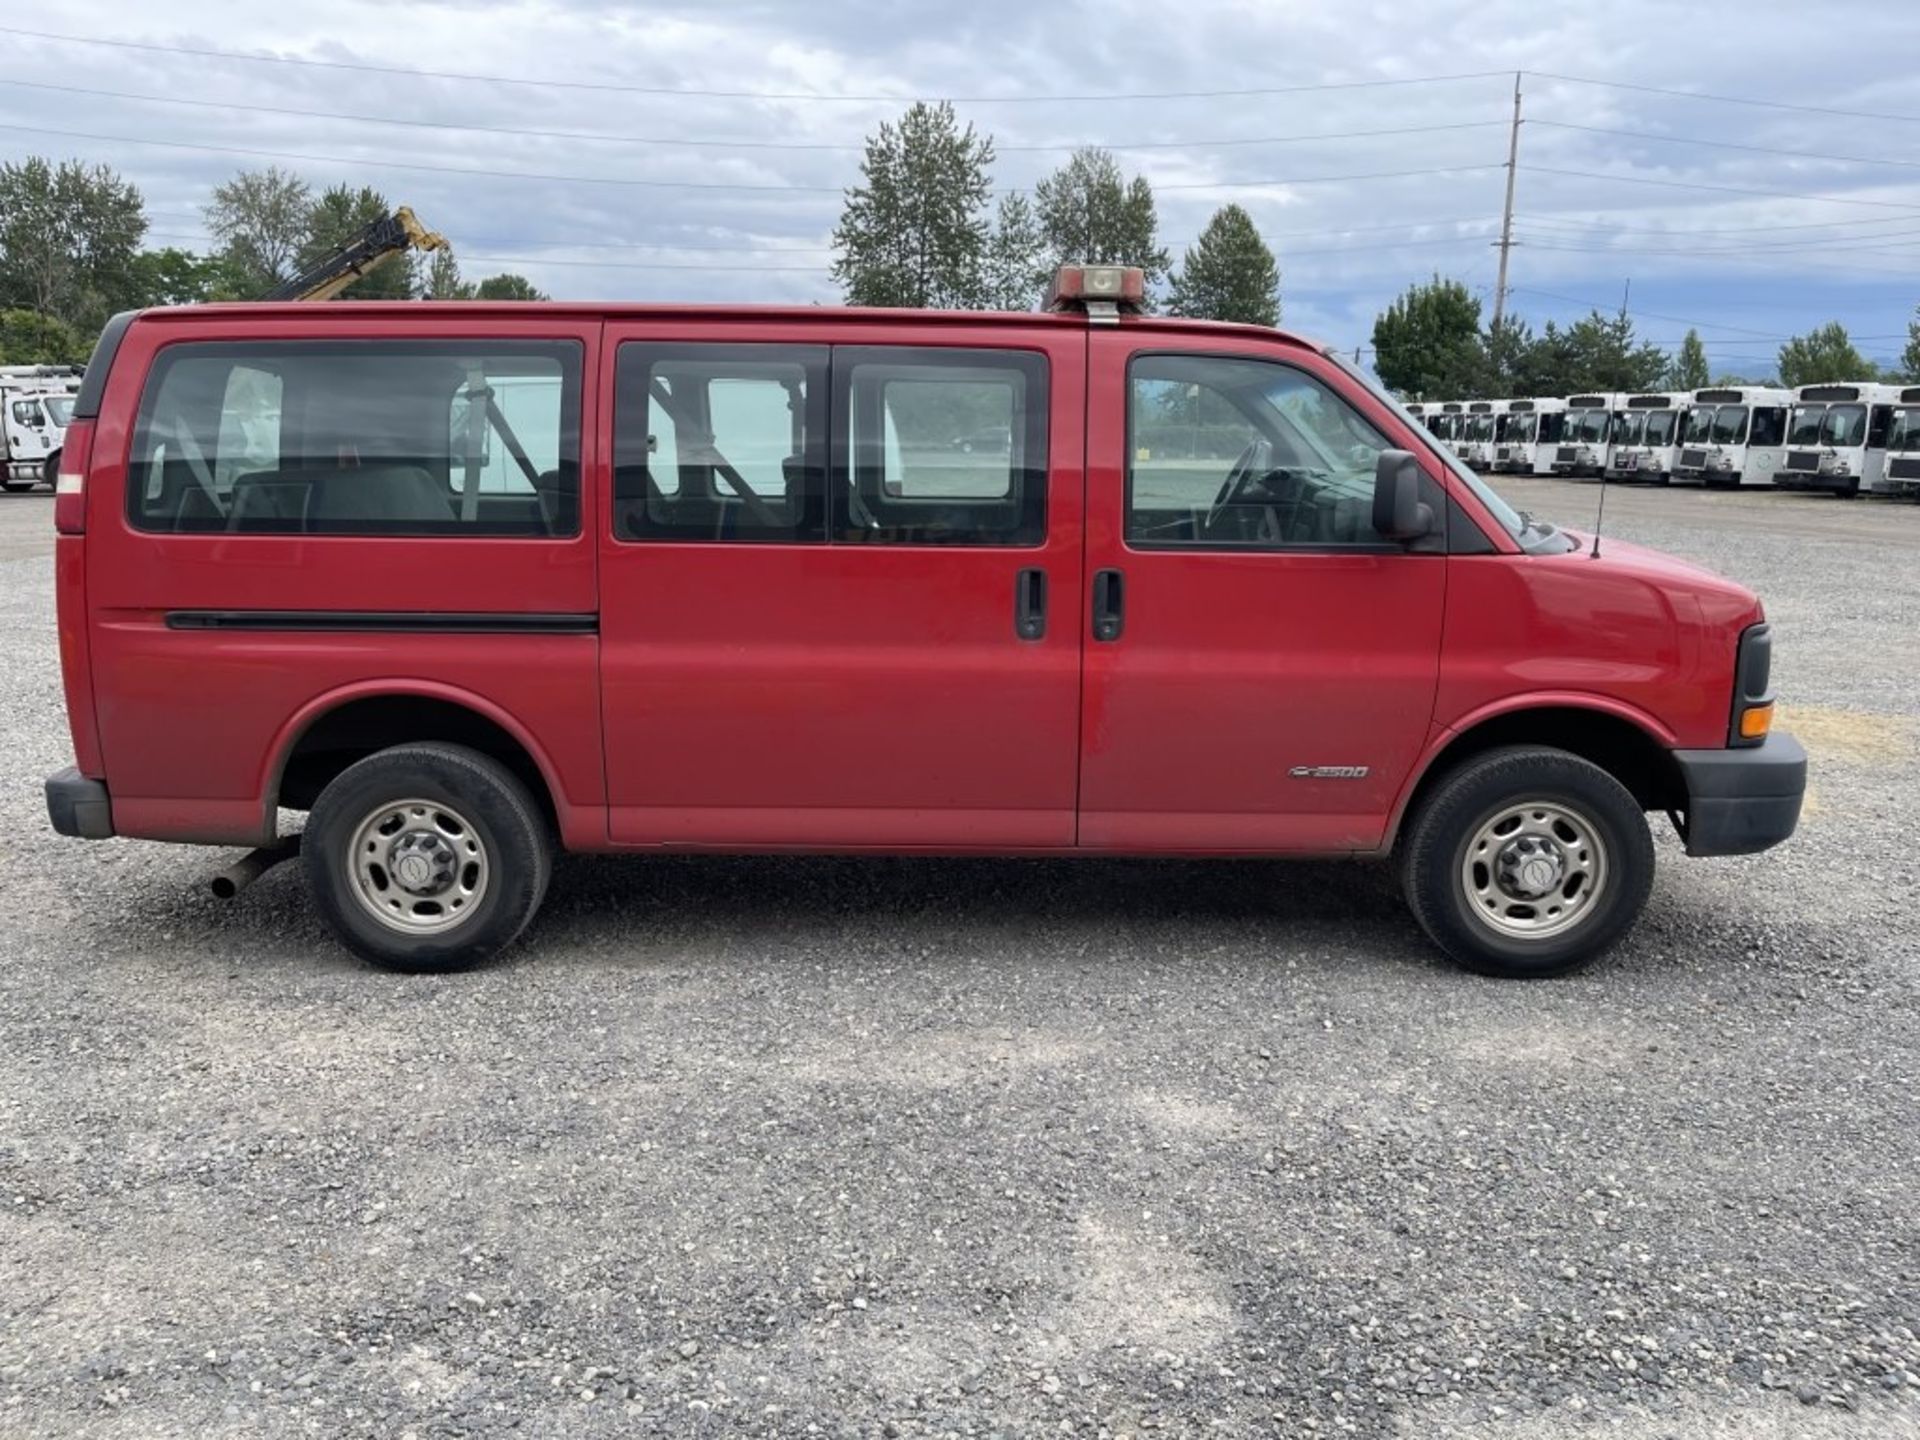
[46,767,115,839]
[1672,733,1806,857]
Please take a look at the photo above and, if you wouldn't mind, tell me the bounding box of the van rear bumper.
[45,767,114,839]
[1672,733,1806,857]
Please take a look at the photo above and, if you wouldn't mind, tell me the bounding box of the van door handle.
[1091,568,1125,642]
[1014,567,1047,640]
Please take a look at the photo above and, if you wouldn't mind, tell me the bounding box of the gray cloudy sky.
[3,1,1917,374]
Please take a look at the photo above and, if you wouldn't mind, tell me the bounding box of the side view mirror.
[1372,449,1436,541]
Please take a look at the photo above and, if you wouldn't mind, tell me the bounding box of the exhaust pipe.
[209,836,302,900]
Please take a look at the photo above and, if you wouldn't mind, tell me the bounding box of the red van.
[44,268,1804,978]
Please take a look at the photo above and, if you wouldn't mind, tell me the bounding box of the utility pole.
[1490,71,1522,331]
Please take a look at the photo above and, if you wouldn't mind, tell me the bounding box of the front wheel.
[1399,746,1654,978]
[42,448,60,487]
[305,742,552,971]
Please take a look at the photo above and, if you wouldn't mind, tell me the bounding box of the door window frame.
[1121,348,1433,557]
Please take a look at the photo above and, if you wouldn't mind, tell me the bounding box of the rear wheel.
[1400,746,1654,979]
[305,742,551,971]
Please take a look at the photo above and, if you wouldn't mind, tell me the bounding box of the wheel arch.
[1386,696,1686,851]
[262,682,571,837]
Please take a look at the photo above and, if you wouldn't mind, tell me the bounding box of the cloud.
[3,0,1915,365]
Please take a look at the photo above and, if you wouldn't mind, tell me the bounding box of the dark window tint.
[835,348,1047,546]
[128,341,581,536]
[1127,354,1402,550]
[1749,406,1785,446]
[614,343,826,543]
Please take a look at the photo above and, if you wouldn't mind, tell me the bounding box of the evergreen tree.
[1777,322,1874,388]
[983,193,1048,312]
[1032,148,1171,300]
[1896,304,1920,383]
[1371,276,1483,399]
[424,249,476,300]
[1667,329,1711,391]
[1167,204,1279,326]
[831,102,995,309]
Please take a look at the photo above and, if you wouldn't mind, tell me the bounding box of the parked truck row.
[1408,383,1920,498]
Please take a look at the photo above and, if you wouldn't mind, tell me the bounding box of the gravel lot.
[2,479,1917,1439]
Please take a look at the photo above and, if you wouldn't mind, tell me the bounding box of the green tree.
[832,102,994,309]
[1167,204,1279,326]
[1777,322,1874,388]
[205,167,312,294]
[474,273,548,301]
[1477,315,1536,398]
[424,248,476,300]
[1033,147,1171,301]
[1557,310,1669,393]
[0,308,87,365]
[1666,328,1711,391]
[128,247,248,307]
[300,184,416,299]
[1896,304,1920,383]
[0,157,148,332]
[1371,275,1483,399]
[983,192,1048,312]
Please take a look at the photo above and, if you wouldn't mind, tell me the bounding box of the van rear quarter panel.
[83,311,605,845]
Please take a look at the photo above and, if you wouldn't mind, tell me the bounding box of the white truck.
[0,366,80,492]
[1776,382,1902,497]
[1551,393,1619,478]
[1883,387,1920,497]
[1605,392,1690,485]
[1493,398,1567,475]
[1673,386,1791,488]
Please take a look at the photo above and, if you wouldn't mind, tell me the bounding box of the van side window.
[1127,355,1398,549]
[613,344,827,543]
[836,348,1047,546]
[128,341,581,536]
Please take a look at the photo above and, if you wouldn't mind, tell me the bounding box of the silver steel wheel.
[346,797,489,936]
[1458,798,1609,942]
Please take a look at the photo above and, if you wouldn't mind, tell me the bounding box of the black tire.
[1399,746,1654,979]
[304,742,551,972]
[42,448,60,487]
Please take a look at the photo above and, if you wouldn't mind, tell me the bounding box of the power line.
[1518,211,1920,238]
[1506,286,1787,338]
[0,77,1511,154]
[1522,165,1920,213]
[1527,70,1920,127]
[0,26,1511,105]
[1530,119,1920,172]
[0,121,1505,195]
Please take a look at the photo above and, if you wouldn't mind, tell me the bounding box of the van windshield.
[1788,403,1826,446]
[1466,415,1494,442]
[1711,406,1750,445]
[1683,407,1717,443]
[1614,412,1647,446]
[1645,411,1678,445]
[43,395,73,426]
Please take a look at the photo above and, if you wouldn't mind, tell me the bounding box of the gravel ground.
[2,480,1917,1439]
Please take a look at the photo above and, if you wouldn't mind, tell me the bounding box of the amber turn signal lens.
[1739,703,1774,739]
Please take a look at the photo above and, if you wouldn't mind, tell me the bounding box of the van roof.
[124,300,1330,353]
